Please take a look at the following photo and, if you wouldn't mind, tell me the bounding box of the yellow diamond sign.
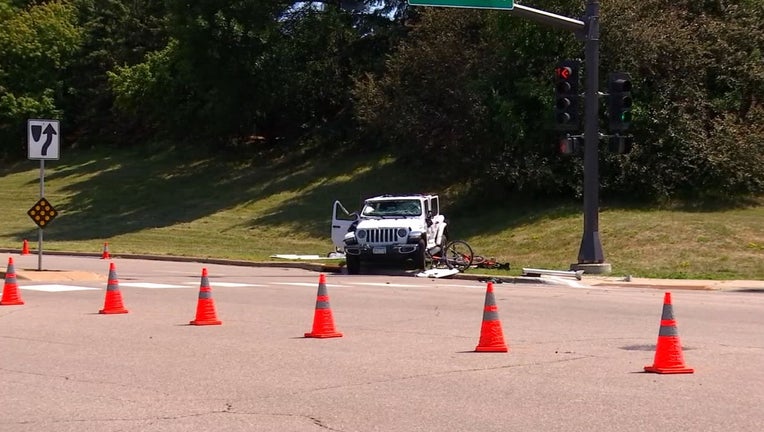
[27,197,58,229]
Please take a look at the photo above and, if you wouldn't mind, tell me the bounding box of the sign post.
[27,119,60,271]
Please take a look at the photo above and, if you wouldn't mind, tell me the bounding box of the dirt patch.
[13,269,106,282]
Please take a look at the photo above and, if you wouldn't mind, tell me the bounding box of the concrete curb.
[8,249,759,291]
[0,249,342,273]
[2,249,544,284]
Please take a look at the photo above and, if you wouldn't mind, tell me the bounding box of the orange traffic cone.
[305,273,343,338]
[475,282,508,352]
[1,257,24,306]
[644,292,694,374]
[101,242,111,259]
[99,262,128,314]
[21,239,30,255]
[190,268,222,325]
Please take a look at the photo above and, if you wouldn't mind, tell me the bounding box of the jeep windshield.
[361,200,422,218]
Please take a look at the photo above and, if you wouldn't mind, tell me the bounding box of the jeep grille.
[361,228,403,244]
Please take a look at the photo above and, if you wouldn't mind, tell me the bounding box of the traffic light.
[554,60,580,131]
[608,135,633,154]
[559,135,580,155]
[608,72,632,132]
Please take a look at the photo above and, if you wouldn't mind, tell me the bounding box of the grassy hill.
[2,142,764,280]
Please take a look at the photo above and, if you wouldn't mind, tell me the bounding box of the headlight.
[344,232,357,245]
[356,229,366,239]
[408,230,423,240]
[397,228,408,238]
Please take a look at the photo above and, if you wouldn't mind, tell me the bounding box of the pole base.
[570,262,612,275]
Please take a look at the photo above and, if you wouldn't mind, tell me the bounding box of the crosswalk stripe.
[120,282,189,289]
[21,284,100,292]
[545,276,588,288]
[354,282,422,288]
[16,279,578,293]
[271,282,350,288]
[182,282,267,288]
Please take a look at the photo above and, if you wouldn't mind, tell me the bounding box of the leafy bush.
[0,0,81,159]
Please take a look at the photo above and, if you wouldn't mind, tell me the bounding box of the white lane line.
[21,284,100,292]
[544,276,589,288]
[353,282,423,288]
[182,281,268,287]
[119,282,189,289]
[270,282,351,288]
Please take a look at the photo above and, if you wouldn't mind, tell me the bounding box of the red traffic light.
[559,136,579,155]
[555,66,572,80]
[554,60,580,132]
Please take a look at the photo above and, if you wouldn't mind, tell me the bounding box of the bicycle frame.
[425,240,474,272]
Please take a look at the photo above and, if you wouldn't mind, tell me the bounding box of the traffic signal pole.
[508,1,611,273]
[509,4,584,32]
[575,0,609,271]
[409,1,611,273]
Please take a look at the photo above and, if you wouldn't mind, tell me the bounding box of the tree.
[109,0,405,150]
[65,0,170,146]
[600,0,764,201]
[353,6,580,195]
[355,1,764,201]
[0,0,82,159]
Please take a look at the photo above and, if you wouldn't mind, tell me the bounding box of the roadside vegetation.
[1,1,763,279]
[2,144,764,280]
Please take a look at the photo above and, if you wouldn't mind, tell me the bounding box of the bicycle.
[425,239,474,272]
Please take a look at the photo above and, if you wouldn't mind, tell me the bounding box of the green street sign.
[408,0,514,10]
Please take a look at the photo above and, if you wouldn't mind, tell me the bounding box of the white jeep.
[331,194,448,275]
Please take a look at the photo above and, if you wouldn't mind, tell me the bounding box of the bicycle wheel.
[444,240,473,272]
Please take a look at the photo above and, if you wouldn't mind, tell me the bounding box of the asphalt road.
[1,255,763,431]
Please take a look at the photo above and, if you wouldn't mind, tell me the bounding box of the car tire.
[346,254,361,275]
[413,240,426,271]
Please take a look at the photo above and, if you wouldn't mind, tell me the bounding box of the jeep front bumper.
[344,243,420,258]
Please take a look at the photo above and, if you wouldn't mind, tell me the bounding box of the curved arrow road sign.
[28,119,60,160]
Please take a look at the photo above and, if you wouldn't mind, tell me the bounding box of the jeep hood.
[356,218,426,230]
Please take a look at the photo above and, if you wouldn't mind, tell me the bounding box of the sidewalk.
[582,275,764,292]
[453,272,764,291]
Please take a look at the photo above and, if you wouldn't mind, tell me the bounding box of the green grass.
[2,142,764,280]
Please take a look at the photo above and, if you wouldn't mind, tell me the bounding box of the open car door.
[331,200,357,250]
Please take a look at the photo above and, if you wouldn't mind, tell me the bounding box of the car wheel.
[346,254,361,275]
[413,240,426,271]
